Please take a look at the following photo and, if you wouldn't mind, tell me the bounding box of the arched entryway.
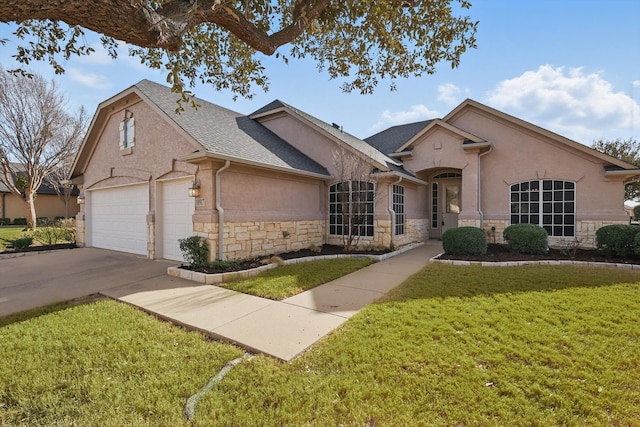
[428,171,462,239]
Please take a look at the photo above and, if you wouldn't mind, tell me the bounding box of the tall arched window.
[329,181,374,237]
[510,180,575,236]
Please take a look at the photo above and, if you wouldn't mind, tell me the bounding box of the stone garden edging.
[167,242,424,285]
[431,255,640,270]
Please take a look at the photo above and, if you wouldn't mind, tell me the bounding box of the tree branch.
[0,0,332,54]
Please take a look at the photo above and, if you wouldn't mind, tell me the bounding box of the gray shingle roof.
[365,120,433,155]
[134,80,330,177]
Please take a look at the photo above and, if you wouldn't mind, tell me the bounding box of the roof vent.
[331,122,343,132]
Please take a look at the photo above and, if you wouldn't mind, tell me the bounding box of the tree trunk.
[24,190,37,229]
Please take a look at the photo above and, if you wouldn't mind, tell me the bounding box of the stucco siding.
[1,193,78,222]
[257,114,348,177]
[219,166,325,223]
[450,108,627,223]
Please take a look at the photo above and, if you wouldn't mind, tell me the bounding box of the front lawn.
[0,226,24,251]
[1,264,639,425]
[220,258,373,299]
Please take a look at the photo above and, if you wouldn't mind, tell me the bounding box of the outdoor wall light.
[77,194,85,204]
[188,181,200,197]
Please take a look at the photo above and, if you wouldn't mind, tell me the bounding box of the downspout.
[215,160,231,260]
[388,176,403,249]
[477,145,493,229]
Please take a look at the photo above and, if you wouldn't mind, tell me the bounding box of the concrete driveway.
[0,248,181,317]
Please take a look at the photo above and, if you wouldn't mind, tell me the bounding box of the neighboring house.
[70,80,640,262]
[0,170,79,224]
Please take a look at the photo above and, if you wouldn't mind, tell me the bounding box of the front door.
[441,183,461,235]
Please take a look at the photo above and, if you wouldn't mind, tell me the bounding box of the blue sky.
[1,0,639,144]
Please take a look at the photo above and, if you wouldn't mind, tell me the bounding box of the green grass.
[1,264,639,426]
[0,226,25,251]
[219,258,374,299]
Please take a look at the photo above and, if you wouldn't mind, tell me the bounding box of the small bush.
[0,218,9,226]
[178,235,209,268]
[36,217,50,226]
[503,224,548,255]
[442,227,487,256]
[12,218,27,226]
[57,218,76,243]
[13,236,33,249]
[596,224,640,258]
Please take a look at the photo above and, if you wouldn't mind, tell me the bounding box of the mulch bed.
[437,244,640,265]
[0,243,76,254]
[181,244,391,274]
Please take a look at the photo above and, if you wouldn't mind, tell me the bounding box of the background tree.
[0,69,86,228]
[0,0,478,101]
[48,155,77,219]
[592,138,640,201]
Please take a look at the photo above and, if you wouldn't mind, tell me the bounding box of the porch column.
[458,150,481,227]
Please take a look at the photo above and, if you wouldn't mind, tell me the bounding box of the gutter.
[215,160,231,260]
[388,176,403,249]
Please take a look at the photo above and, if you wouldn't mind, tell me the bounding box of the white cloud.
[369,104,440,133]
[485,65,640,142]
[67,68,112,90]
[437,83,469,105]
[633,80,640,88]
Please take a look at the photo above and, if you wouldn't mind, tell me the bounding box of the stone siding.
[195,220,325,260]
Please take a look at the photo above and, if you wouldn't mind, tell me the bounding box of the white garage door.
[160,178,195,261]
[89,184,148,255]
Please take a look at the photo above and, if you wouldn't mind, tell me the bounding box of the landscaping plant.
[503,223,548,255]
[12,235,33,250]
[596,224,640,258]
[442,226,487,256]
[178,235,209,268]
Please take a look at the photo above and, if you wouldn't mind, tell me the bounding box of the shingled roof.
[135,80,330,177]
[364,120,433,155]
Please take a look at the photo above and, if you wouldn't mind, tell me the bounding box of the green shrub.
[503,224,548,255]
[0,218,9,226]
[57,218,76,243]
[13,236,33,249]
[442,227,487,256]
[12,218,27,226]
[596,224,640,258]
[36,217,51,226]
[178,235,209,268]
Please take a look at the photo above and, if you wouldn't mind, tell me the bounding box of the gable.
[72,81,330,183]
[445,99,639,171]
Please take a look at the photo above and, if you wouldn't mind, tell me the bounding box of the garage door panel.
[161,179,195,261]
[89,184,148,255]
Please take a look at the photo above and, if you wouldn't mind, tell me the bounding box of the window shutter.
[127,117,135,147]
[119,121,125,149]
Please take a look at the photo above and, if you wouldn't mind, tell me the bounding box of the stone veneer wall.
[75,212,86,247]
[194,220,324,260]
[483,220,509,245]
[479,219,629,249]
[325,218,428,250]
[575,220,627,248]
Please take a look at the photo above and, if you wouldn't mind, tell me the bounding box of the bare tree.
[0,69,86,228]
[331,146,378,251]
[48,155,76,219]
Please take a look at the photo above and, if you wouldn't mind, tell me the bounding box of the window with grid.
[392,184,405,235]
[431,182,438,228]
[329,181,374,237]
[510,180,575,236]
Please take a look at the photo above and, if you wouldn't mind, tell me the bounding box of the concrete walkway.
[102,241,443,361]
